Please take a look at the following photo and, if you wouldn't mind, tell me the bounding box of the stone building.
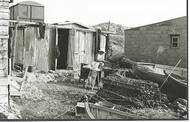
[124,16,187,68]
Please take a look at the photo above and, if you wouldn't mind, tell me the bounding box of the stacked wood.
[97,75,169,109]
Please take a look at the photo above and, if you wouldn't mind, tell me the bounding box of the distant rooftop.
[53,21,90,29]
[10,1,44,8]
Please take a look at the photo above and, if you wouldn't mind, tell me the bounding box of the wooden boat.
[84,102,146,119]
[132,62,187,86]
[132,63,166,85]
[163,71,187,99]
[132,62,187,99]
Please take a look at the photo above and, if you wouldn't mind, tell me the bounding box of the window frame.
[170,34,180,48]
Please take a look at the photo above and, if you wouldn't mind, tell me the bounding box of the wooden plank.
[55,28,58,69]
[84,102,95,119]
[88,103,146,119]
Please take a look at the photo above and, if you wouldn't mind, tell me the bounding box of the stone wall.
[0,0,9,78]
[124,17,187,68]
[0,0,10,103]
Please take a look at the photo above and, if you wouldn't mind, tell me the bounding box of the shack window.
[170,35,179,48]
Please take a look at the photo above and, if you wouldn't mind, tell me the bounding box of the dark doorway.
[57,29,69,69]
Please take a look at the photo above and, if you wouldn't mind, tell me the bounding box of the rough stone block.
[0,26,8,35]
[0,12,9,20]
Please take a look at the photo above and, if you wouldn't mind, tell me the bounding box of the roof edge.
[125,16,187,31]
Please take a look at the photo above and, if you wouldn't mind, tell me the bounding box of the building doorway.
[57,29,69,69]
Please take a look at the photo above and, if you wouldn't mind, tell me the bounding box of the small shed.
[9,22,108,72]
[9,1,44,22]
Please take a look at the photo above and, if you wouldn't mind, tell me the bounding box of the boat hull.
[85,102,146,119]
[132,63,166,85]
[132,63,187,99]
[162,71,187,99]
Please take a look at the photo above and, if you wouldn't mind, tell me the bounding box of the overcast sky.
[10,0,186,27]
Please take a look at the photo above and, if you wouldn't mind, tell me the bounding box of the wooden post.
[12,23,18,70]
[8,84,10,111]
[105,21,111,59]
[55,28,58,70]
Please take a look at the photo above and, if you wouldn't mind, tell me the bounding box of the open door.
[56,29,69,69]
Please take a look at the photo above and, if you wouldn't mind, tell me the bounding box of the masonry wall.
[0,0,10,103]
[0,0,9,79]
[124,17,187,68]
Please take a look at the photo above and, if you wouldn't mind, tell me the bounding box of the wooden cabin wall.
[67,29,75,69]
[100,34,106,60]
[35,27,56,72]
[71,30,95,71]
[23,27,36,67]
[86,32,94,65]
[14,28,24,65]
[12,26,55,72]
[47,28,56,70]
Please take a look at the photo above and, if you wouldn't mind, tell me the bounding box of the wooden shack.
[9,1,44,22]
[9,22,108,72]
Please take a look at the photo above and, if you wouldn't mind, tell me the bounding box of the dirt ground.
[10,70,96,119]
[8,68,187,120]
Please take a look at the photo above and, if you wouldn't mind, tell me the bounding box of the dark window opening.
[170,35,180,48]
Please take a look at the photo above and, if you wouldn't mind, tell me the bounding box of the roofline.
[9,20,114,34]
[55,22,89,29]
[9,1,44,8]
[124,16,187,31]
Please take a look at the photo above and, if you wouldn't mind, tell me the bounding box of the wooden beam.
[88,102,146,119]
[9,20,115,34]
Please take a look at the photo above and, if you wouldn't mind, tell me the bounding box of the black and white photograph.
[0,0,188,120]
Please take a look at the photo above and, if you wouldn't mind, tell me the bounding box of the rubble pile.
[0,101,21,119]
